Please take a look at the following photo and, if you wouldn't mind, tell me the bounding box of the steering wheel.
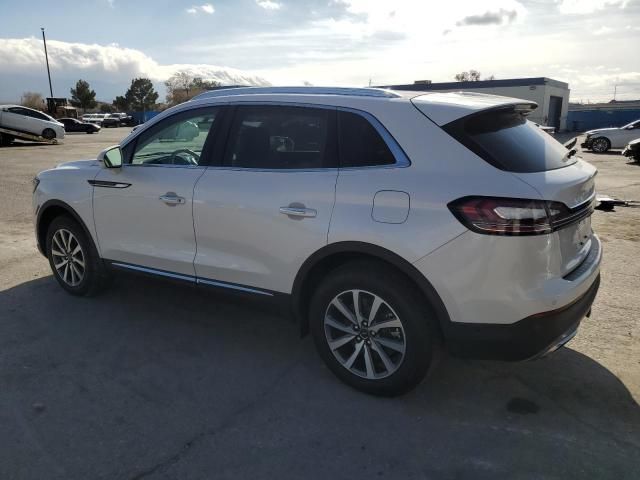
[169,148,200,165]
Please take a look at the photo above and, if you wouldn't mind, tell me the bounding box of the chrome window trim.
[219,101,410,172]
[123,163,206,170]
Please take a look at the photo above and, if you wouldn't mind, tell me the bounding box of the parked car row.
[81,113,134,127]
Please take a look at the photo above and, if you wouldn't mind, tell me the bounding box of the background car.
[581,119,640,153]
[622,138,640,162]
[81,113,108,126]
[58,117,101,134]
[0,105,65,140]
[102,114,122,128]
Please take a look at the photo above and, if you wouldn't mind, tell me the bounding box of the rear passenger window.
[338,111,396,167]
[225,105,334,169]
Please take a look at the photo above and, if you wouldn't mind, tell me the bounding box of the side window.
[130,108,219,166]
[225,105,334,169]
[338,111,396,167]
[8,107,26,115]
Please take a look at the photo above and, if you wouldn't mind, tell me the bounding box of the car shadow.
[1,274,639,479]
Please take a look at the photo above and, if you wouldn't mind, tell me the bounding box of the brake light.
[448,196,571,236]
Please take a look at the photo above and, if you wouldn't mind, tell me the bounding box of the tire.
[310,261,434,396]
[42,128,56,140]
[45,216,109,296]
[591,137,610,153]
[0,133,14,146]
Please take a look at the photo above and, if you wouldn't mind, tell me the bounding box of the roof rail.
[191,86,401,101]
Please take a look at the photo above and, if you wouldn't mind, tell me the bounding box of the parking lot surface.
[1,129,639,479]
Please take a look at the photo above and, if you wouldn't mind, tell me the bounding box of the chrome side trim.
[109,261,274,296]
[196,278,274,296]
[110,262,196,282]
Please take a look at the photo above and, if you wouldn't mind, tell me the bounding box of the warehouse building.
[377,77,570,131]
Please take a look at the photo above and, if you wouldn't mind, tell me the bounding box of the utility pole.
[41,28,53,98]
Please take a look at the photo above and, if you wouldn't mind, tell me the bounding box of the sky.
[0,0,639,103]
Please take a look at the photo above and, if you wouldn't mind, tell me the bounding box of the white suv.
[33,87,601,395]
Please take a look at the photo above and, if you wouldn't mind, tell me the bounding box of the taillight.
[448,196,571,236]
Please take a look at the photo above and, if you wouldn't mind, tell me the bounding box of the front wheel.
[42,128,56,140]
[591,137,610,153]
[46,216,109,296]
[310,261,434,396]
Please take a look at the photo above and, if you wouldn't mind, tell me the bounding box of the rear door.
[2,107,30,132]
[192,104,338,293]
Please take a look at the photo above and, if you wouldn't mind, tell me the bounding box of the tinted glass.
[226,105,332,169]
[444,109,576,173]
[338,111,395,167]
[131,108,219,166]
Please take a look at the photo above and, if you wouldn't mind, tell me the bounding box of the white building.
[377,78,570,131]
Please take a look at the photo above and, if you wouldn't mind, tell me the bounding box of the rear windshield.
[443,108,576,173]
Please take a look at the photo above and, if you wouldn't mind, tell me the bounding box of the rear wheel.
[0,133,14,146]
[310,261,434,396]
[46,216,109,296]
[591,137,610,153]
[42,128,56,140]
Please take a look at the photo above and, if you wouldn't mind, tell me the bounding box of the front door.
[92,106,222,276]
[193,104,338,293]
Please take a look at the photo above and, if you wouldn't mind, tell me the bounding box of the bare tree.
[21,92,44,110]
[454,70,494,82]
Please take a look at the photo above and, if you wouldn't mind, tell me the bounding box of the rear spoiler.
[411,91,537,126]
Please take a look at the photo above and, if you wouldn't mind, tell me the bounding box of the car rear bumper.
[444,274,600,361]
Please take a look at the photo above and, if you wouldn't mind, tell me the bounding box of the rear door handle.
[159,193,186,206]
[279,206,317,218]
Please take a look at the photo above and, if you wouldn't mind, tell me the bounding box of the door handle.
[159,193,185,206]
[279,206,317,218]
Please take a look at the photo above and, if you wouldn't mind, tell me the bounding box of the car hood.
[55,159,101,169]
[585,127,619,135]
[628,137,640,147]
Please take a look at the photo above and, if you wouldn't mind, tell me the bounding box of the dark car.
[103,113,135,127]
[58,117,100,134]
[623,138,640,162]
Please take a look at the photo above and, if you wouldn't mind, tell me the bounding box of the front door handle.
[159,193,185,206]
[279,206,317,218]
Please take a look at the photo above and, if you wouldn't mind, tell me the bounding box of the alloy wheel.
[324,289,406,379]
[51,229,86,287]
[592,138,608,153]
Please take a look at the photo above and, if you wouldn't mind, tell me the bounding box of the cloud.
[594,25,613,35]
[256,0,282,10]
[555,0,629,15]
[456,8,518,26]
[0,37,269,101]
[186,3,215,15]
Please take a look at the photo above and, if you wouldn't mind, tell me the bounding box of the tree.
[69,79,97,112]
[113,95,129,111]
[99,103,113,113]
[124,78,158,112]
[165,71,221,106]
[21,92,44,110]
[454,70,495,82]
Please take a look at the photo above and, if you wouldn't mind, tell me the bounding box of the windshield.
[621,119,640,129]
[444,108,577,173]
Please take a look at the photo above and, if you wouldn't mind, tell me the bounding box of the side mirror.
[98,145,123,168]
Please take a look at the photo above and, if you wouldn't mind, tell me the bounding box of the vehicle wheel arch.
[37,200,97,258]
[292,241,450,340]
